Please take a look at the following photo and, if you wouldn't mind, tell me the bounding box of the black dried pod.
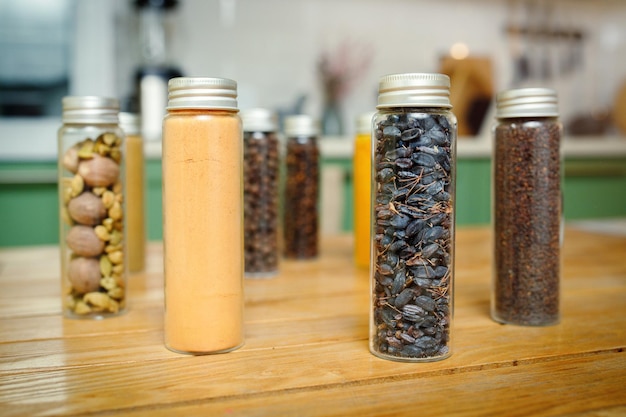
[377,168,395,183]
[411,153,436,167]
[391,269,406,295]
[401,128,423,141]
[390,214,411,229]
[385,147,412,160]
[434,266,449,279]
[382,126,401,139]
[391,187,410,201]
[421,243,440,258]
[395,158,414,170]
[414,295,436,312]
[389,240,408,252]
[428,127,448,146]
[406,219,426,237]
[411,265,436,279]
[395,288,415,308]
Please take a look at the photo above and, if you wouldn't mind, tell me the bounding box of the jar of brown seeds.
[241,108,280,277]
[492,88,562,326]
[283,115,320,260]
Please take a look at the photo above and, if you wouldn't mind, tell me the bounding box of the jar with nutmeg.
[58,96,127,319]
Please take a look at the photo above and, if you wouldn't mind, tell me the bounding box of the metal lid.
[240,108,278,132]
[62,96,120,124]
[119,112,141,136]
[377,73,452,109]
[167,77,238,110]
[284,114,318,137]
[356,111,375,135]
[496,88,559,118]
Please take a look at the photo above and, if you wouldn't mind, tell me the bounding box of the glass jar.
[370,73,457,362]
[119,112,146,273]
[283,115,320,259]
[353,111,375,269]
[58,96,127,319]
[492,88,562,326]
[241,108,280,277]
[162,77,244,354]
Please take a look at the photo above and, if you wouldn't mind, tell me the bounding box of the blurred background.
[1,0,625,246]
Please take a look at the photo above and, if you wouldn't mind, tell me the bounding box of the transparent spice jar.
[492,88,562,326]
[370,73,457,362]
[241,108,280,277]
[58,96,127,319]
[162,77,244,354]
[283,115,320,259]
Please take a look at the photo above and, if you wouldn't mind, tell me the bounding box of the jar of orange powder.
[162,77,244,354]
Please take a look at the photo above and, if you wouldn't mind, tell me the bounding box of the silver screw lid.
[240,108,278,132]
[356,111,376,135]
[377,73,452,109]
[496,88,559,118]
[119,112,141,136]
[167,77,238,110]
[284,114,319,137]
[62,96,120,124]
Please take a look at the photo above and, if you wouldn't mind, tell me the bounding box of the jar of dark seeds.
[241,108,280,277]
[370,73,457,362]
[492,88,562,326]
[58,96,127,319]
[283,115,320,259]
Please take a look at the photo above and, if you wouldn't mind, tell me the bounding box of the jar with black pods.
[370,73,457,362]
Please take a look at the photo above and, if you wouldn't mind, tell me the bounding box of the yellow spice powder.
[162,110,244,354]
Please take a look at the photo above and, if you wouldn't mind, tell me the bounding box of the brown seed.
[67,192,106,226]
[77,154,120,187]
[66,225,105,257]
[68,257,101,294]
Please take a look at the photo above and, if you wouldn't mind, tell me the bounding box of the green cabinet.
[1,156,625,246]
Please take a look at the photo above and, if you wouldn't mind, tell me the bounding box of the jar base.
[245,270,278,279]
[491,312,560,327]
[165,341,245,356]
[63,308,127,320]
[369,348,452,363]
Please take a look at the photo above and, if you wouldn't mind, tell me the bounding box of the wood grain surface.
[0,227,624,416]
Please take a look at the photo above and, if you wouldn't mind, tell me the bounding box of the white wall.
[112,0,626,136]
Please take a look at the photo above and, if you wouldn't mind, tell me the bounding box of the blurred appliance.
[133,0,182,141]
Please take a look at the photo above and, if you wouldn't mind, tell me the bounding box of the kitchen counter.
[1,227,625,416]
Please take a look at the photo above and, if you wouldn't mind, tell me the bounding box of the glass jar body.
[283,135,320,259]
[58,123,127,319]
[162,108,244,354]
[243,130,280,277]
[492,117,562,326]
[370,107,457,362]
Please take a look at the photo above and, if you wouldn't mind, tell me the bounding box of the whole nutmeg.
[68,257,101,294]
[66,225,105,257]
[77,154,120,187]
[67,192,106,225]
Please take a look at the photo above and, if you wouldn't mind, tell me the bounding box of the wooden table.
[1,227,625,416]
